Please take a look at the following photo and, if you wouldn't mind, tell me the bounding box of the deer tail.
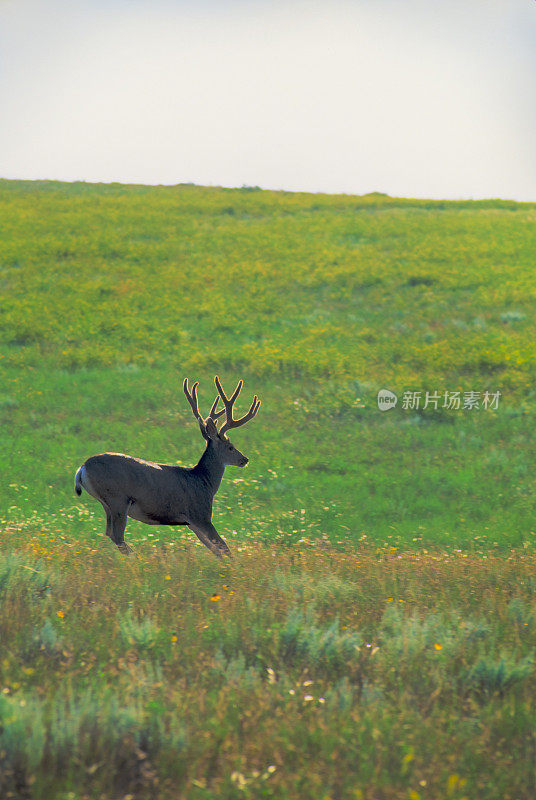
[74,466,84,497]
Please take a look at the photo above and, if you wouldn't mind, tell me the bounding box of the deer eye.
[229,445,234,451]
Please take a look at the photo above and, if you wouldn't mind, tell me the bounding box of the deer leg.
[98,500,113,540]
[188,521,231,558]
[109,502,133,555]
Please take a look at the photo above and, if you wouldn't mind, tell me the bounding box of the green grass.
[1,180,536,550]
[1,179,536,798]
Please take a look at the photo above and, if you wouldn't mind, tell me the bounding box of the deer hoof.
[117,542,133,555]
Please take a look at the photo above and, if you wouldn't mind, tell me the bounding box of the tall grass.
[1,529,536,799]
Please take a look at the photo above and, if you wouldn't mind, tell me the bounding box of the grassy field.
[1,179,536,798]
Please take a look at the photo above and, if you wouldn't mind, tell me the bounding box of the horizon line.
[1,176,534,205]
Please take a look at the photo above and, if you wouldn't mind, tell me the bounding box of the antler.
[183,378,202,423]
[207,395,226,423]
[183,378,226,435]
[215,375,261,438]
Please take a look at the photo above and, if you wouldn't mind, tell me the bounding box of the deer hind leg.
[98,500,113,540]
[107,501,133,555]
[188,521,231,558]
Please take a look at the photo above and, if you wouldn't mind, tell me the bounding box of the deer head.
[183,376,261,467]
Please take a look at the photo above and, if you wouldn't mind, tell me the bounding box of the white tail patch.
[74,465,85,496]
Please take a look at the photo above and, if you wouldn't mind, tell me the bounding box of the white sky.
[0,0,535,200]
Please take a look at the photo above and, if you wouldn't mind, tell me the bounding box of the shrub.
[0,552,54,599]
[32,619,63,656]
[279,608,362,677]
[462,654,533,699]
[0,694,45,792]
[119,612,160,652]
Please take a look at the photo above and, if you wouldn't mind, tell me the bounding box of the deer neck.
[194,440,225,495]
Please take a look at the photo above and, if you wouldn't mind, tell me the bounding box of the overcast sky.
[0,0,535,200]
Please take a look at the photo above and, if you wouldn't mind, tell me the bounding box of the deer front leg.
[188,521,231,558]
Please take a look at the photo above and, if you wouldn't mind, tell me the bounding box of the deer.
[74,376,260,557]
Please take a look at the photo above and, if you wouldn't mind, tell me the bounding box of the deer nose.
[240,456,249,466]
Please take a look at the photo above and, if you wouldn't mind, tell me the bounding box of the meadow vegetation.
[1,180,536,798]
[1,532,535,799]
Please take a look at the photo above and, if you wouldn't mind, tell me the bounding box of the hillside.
[1,180,536,799]
[1,180,535,549]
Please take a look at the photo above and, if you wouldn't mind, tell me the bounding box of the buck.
[74,376,260,556]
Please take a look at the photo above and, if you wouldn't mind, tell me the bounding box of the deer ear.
[204,417,219,440]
